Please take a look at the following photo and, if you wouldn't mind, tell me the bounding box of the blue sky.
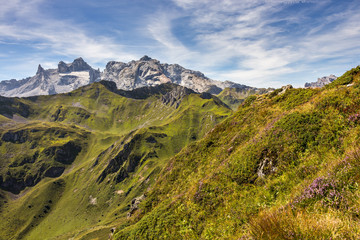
[0,0,359,87]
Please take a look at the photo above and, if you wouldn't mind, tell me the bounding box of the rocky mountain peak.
[58,61,68,73]
[305,74,337,88]
[36,64,45,75]
[106,61,118,68]
[57,58,92,73]
[140,55,152,61]
[69,57,92,72]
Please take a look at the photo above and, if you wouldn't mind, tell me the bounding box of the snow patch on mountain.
[0,56,250,97]
[0,58,100,97]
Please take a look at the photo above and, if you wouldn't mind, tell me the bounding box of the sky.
[0,0,359,88]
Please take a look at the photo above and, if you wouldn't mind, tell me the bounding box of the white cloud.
[158,0,297,86]
[0,0,42,18]
[0,0,137,68]
[147,13,196,63]
[153,0,360,87]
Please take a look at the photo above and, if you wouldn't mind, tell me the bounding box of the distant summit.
[101,55,248,94]
[139,55,152,61]
[36,64,45,75]
[0,58,100,97]
[58,57,92,73]
[305,74,337,88]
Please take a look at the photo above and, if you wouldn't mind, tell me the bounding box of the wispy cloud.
[146,12,196,63]
[145,0,360,87]
[0,0,137,68]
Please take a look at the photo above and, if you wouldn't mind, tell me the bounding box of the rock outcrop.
[43,141,82,165]
[100,80,195,108]
[0,127,86,194]
[160,85,194,108]
[1,129,29,143]
[97,136,140,183]
[127,195,146,217]
[279,84,293,94]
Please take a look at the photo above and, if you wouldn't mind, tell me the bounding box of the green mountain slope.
[217,87,273,110]
[113,65,360,239]
[0,81,232,240]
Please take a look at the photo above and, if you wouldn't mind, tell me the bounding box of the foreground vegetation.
[113,66,360,239]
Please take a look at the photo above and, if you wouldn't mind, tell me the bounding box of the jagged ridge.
[304,74,337,88]
[0,58,100,97]
[102,55,248,94]
[0,56,252,97]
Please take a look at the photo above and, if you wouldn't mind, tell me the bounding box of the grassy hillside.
[217,87,273,110]
[0,82,232,240]
[113,65,360,239]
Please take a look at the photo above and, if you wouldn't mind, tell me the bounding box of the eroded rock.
[44,141,82,164]
[44,166,65,178]
[127,195,145,217]
[2,130,29,143]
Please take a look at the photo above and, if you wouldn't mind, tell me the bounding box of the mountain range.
[0,56,254,98]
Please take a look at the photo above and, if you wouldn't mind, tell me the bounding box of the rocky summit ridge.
[101,55,247,94]
[304,74,337,88]
[0,57,100,97]
[0,56,251,97]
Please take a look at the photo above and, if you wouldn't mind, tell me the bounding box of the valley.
[0,81,231,239]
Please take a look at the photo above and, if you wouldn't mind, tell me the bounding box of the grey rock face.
[36,64,45,75]
[305,74,337,88]
[102,55,248,93]
[0,58,100,97]
[0,55,251,97]
[103,81,195,105]
[57,58,92,73]
[0,78,30,92]
[68,57,92,72]
[160,84,195,108]
[58,61,69,73]
[279,84,293,95]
